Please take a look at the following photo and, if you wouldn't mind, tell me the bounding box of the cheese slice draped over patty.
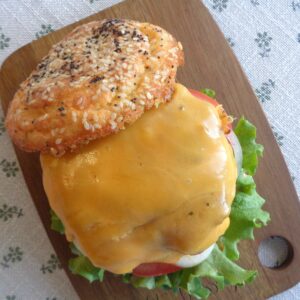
[41,83,237,274]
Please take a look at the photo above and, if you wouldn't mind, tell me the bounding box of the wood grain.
[0,0,299,299]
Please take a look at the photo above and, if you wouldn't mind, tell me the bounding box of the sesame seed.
[50,148,57,155]
[93,114,99,122]
[110,121,117,130]
[72,111,78,123]
[40,113,50,122]
[101,86,110,92]
[55,138,62,145]
[77,97,84,106]
[83,121,90,130]
[146,92,153,100]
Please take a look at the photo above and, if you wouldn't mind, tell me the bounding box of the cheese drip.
[41,83,237,274]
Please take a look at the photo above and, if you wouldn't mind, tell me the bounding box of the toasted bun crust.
[5,19,184,156]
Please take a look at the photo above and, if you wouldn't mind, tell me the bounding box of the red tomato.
[189,89,219,106]
[189,89,232,131]
[133,262,182,277]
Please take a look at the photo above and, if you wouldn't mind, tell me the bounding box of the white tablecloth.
[0,0,299,299]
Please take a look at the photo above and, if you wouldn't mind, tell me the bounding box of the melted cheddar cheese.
[41,84,237,274]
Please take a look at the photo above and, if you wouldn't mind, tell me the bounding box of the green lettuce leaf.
[50,209,64,234]
[219,118,270,260]
[200,88,216,99]
[50,116,270,299]
[69,255,105,283]
[123,246,256,299]
[234,117,264,176]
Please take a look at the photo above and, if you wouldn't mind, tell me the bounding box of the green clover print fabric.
[0,0,299,299]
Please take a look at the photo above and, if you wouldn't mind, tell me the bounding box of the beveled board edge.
[1,0,300,299]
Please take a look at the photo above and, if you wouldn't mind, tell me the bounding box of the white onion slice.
[176,244,215,268]
[226,130,243,172]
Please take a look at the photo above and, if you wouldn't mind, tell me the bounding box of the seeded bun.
[5,19,184,156]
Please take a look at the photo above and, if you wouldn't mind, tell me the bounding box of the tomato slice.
[189,89,232,131]
[133,262,182,277]
[189,89,219,106]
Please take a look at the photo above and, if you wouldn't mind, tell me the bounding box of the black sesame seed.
[38,63,46,70]
[90,76,105,84]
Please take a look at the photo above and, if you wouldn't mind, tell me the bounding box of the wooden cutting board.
[0,0,299,299]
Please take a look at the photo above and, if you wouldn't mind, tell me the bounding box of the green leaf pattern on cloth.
[250,0,259,6]
[0,27,10,50]
[40,254,62,274]
[292,1,300,11]
[271,125,284,147]
[0,116,6,135]
[0,159,19,177]
[255,79,275,103]
[1,247,23,269]
[35,24,55,39]
[0,204,23,221]
[211,0,229,12]
[255,32,272,57]
[226,37,235,47]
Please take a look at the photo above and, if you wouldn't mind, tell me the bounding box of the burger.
[5,19,270,299]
